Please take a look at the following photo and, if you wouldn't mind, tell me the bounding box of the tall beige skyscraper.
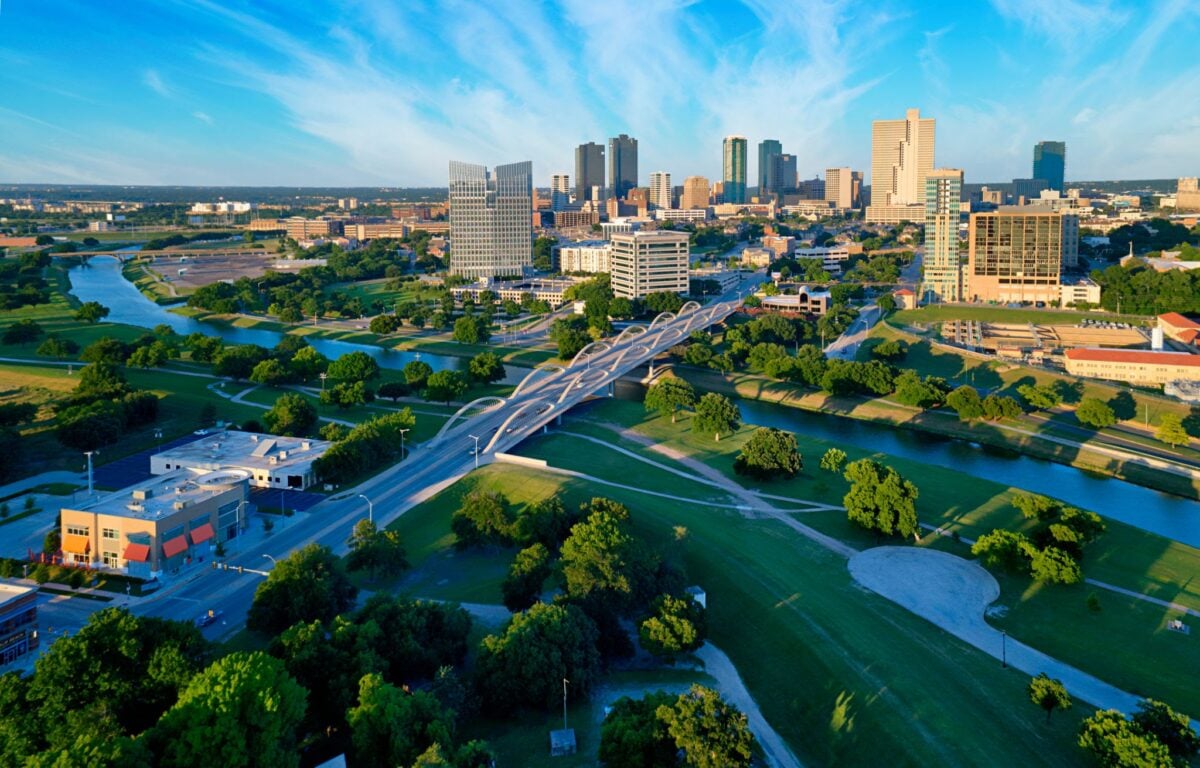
[825,167,862,209]
[867,108,935,223]
[681,176,710,209]
[649,171,672,209]
[922,168,964,303]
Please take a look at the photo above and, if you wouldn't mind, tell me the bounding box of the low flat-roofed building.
[690,268,740,293]
[60,468,250,577]
[151,431,331,490]
[761,234,796,258]
[655,208,709,223]
[794,246,854,275]
[1158,313,1200,343]
[554,241,611,273]
[760,286,832,316]
[0,582,38,667]
[741,247,775,268]
[1060,277,1101,307]
[1063,348,1200,387]
[865,203,923,224]
[451,278,578,306]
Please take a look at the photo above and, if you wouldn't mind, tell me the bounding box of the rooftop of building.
[993,205,1073,214]
[557,240,609,248]
[894,288,915,296]
[1159,312,1200,329]
[610,230,689,242]
[0,581,36,606]
[73,468,248,521]
[1065,348,1200,366]
[153,431,332,473]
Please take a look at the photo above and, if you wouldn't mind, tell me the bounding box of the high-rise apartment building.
[922,168,964,303]
[867,108,935,223]
[610,231,690,299]
[766,153,797,198]
[1178,177,1200,211]
[722,136,748,204]
[681,176,710,210]
[1033,141,1066,192]
[966,206,1080,303]
[448,160,533,279]
[649,172,672,210]
[1012,177,1049,203]
[825,167,863,209]
[608,134,638,200]
[551,173,571,212]
[757,139,782,196]
[575,142,605,202]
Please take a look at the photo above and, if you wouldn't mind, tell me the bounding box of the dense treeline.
[1090,261,1200,315]
[0,251,51,310]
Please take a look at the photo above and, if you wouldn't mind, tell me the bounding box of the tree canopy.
[842,459,919,539]
[247,543,358,634]
[733,427,802,480]
[643,377,696,423]
[693,392,740,441]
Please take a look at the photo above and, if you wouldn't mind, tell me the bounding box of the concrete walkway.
[848,547,1197,724]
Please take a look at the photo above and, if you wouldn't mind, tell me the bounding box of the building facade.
[722,136,748,204]
[967,206,1080,303]
[681,176,710,209]
[1064,348,1200,387]
[608,134,638,200]
[766,154,797,198]
[610,231,690,299]
[554,241,612,273]
[922,168,965,302]
[649,172,672,210]
[60,469,250,578]
[825,167,862,209]
[867,108,935,223]
[1033,141,1066,192]
[0,583,38,667]
[757,139,782,197]
[575,143,605,202]
[151,431,331,490]
[551,173,571,211]
[448,160,533,279]
[1177,178,1200,212]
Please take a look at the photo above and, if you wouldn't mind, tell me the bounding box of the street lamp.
[262,554,277,566]
[357,493,374,525]
[1001,629,1007,668]
[398,428,410,460]
[319,372,327,391]
[468,435,481,469]
[84,451,96,496]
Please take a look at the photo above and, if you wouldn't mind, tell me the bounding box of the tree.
[451,490,513,548]
[842,459,920,540]
[81,337,129,364]
[971,529,1032,572]
[74,302,110,324]
[820,447,848,473]
[348,674,453,768]
[452,315,490,344]
[368,314,400,335]
[501,543,551,612]
[599,692,677,768]
[328,350,381,383]
[289,345,329,381]
[643,377,696,424]
[559,500,655,616]
[474,602,601,711]
[147,652,307,768]
[877,293,897,313]
[377,380,410,401]
[1155,413,1190,448]
[551,317,591,360]
[262,393,317,436]
[871,338,907,361]
[734,427,802,480]
[214,345,269,380]
[246,543,358,634]
[346,518,409,581]
[424,369,468,405]
[403,360,433,389]
[1018,383,1061,411]
[982,394,1023,421]
[1078,710,1173,768]
[3,319,44,345]
[321,380,375,408]
[693,392,740,441]
[1132,699,1200,762]
[1028,673,1071,724]
[1028,545,1082,585]
[36,335,79,358]
[1077,397,1117,429]
[656,686,757,768]
[56,400,125,451]
[245,358,288,387]
[946,385,985,420]
[467,351,505,384]
[638,594,706,659]
[74,360,129,401]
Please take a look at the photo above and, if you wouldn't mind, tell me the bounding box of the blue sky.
[1,0,1198,188]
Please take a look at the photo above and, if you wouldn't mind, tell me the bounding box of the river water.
[612,383,1200,547]
[67,255,523,382]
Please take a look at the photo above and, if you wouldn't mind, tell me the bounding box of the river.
[612,382,1200,547]
[67,255,524,383]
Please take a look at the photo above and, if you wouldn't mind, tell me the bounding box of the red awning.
[123,543,151,562]
[189,523,214,545]
[162,536,188,559]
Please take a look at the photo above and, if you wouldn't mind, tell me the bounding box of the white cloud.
[142,68,171,97]
[192,111,213,125]
[1072,108,1096,126]
[988,0,1126,52]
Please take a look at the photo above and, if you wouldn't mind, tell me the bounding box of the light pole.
[236,499,249,538]
[262,554,277,567]
[319,372,327,392]
[468,435,480,469]
[84,451,95,496]
[358,493,374,525]
[1001,630,1007,668]
[398,428,409,460]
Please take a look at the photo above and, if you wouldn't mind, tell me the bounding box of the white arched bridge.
[426,292,746,459]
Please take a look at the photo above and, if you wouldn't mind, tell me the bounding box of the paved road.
[824,304,880,360]
[133,279,764,638]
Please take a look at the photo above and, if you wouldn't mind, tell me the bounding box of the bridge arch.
[433,396,507,443]
[511,364,565,397]
[557,367,609,404]
[569,340,611,368]
[484,398,553,453]
[614,324,648,343]
[649,312,676,330]
[679,300,701,314]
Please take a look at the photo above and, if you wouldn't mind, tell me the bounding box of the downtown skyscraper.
[922,168,964,303]
[448,160,532,279]
[757,139,782,196]
[608,134,638,200]
[1033,141,1066,192]
[575,142,605,202]
[649,171,672,209]
[867,108,935,223]
[723,136,748,204]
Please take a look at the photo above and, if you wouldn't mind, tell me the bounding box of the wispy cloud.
[142,68,171,97]
[988,0,1126,52]
[192,111,213,125]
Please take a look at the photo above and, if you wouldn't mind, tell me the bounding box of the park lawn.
[401,462,1086,767]
[122,259,183,304]
[890,304,1152,327]
[323,277,421,308]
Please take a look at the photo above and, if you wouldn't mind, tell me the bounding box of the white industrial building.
[151,431,332,490]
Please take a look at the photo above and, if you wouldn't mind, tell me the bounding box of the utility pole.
[562,678,569,731]
[469,435,480,469]
[84,451,95,496]
[358,493,374,525]
[398,428,409,460]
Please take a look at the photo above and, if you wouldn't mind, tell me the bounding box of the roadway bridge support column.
[607,381,614,397]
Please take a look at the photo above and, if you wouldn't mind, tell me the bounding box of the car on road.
[195,609,223,628]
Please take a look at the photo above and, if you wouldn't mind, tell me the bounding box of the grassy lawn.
[389,459,1087,766]
[122,258,184,304]
[891,304,1153,327]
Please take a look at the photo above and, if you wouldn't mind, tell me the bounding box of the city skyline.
[1,0,1199,187]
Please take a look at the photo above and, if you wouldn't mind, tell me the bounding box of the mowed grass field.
[382,457,1088,766]
[890,304,1152,327]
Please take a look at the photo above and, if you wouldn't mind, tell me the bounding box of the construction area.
[942,320,1149,360]
[140,251,314,292]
